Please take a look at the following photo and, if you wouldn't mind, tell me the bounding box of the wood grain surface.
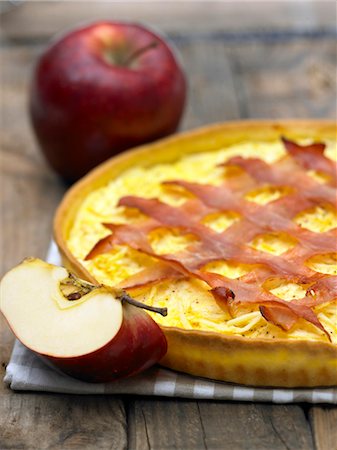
[0,2,336,449]
[1,1,335,39]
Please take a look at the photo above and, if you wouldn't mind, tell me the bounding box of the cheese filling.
[67,139,337,343]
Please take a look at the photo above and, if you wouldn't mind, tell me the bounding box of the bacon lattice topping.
[86,138,337,340]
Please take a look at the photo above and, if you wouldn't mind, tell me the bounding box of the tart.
[54,120,337,387]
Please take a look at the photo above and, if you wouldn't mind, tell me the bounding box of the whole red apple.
[29,21,187,182]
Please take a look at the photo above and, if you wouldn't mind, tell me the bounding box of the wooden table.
[1,2,336,449]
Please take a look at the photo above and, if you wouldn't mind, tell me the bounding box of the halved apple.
[0,258,167,382]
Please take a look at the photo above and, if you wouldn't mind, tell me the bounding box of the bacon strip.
[117,263,183,290]
[202,271,331,340]
[86,137,336,339]
[282,137,336,184]
[259,304,299,331]
[85,221,157,260]
[118,195,318,277]
[165,180,336,258]
[89,195,333,336]
[230,156,335,206]
[301,276,337,307]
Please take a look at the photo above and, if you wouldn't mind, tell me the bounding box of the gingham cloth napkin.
[4,242,337,403]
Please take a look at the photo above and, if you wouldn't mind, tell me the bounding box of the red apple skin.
[38,302,167,383]
[29,21,187,182]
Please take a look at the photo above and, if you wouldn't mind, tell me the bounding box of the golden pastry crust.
[162,328,337,387]
[54,120,337,387]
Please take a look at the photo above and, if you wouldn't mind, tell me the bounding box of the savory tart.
[54,120,337,387]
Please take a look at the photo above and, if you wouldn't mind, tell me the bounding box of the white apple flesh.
[0,258,167,382]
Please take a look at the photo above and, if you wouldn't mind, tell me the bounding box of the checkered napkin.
[4,242,337,403]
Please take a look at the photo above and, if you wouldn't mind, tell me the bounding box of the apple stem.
[61,272,168,316]
[122,41,159,66]
[118,291,168,317]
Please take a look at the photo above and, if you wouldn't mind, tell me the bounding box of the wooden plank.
[178,38,240,130]
[0,394,127,450]
[197,401,314,450]
[127,399,208,450]
[227,34,337,450]
[127,399,314,450]
[127,35,334,449]
[229,39,337,119]
[309,407,337,450]
[0,45,63,273]
[1,1,335,40]
[0,44,127,450]
[229,35,337,450]
[0,45,61,374]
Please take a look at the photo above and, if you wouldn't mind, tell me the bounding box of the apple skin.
[0,258,168,383]
[35,301,167,383]
[29,21,187,182]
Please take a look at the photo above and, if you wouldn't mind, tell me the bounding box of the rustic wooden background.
[0,2,336,449]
